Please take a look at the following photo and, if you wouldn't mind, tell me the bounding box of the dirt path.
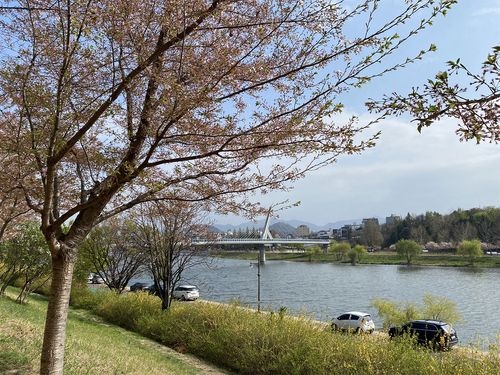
[139,339,234,375]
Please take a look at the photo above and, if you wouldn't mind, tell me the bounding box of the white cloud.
[249,114,500,225]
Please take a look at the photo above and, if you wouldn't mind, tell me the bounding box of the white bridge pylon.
[259,208,273,263]
[261,207,273,241]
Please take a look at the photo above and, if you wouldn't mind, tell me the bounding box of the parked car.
[331,311,375,333]
[91,274,104,284]
[388,320,458,350]
[172,285,200,301]
[145,284,161,296]
[129,282,150,292]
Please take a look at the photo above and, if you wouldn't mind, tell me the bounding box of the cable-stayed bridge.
[192,209,330,262]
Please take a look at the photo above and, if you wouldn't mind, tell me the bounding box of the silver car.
[172,285,200,301]
[331,311,375,333]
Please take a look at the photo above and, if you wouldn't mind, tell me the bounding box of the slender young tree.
[132,201,210,310]
[79,219,146,294]
[14,222,51,304]
[395,239,422,265]
[457,239,483,266]
[0,221,50,300]
[0,1,456,372]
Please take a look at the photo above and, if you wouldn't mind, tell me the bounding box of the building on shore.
[385,214,401,226]
[296,224,310,238]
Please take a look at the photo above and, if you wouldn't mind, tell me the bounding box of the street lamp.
[257,250,261,312]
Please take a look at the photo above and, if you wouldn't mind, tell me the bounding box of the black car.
[129,282,149,292]
[388,320,458,350]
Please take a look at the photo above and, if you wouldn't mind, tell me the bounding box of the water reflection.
[456,266,485,275]
[395,265,428,273]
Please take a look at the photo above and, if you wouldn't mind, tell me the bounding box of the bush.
[372,294,462,330]
[457,240,483,265]
[330,242,351,261]
[70,290,500,375]
[348,245,367,265]
[96,292,160,330]
[70,286,108,312]
[395,240,422,265]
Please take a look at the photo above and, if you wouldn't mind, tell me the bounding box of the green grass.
[0,288,219,374]
[212,250,500,267]
[73,289,500,375]
[4,285,499,375]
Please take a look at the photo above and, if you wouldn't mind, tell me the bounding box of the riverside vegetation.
[213,249,500,268]
[2,285,499,374]
[51,288,500,374]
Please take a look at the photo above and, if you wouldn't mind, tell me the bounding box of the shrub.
[372,294,462,329]
[348,245,367,265]
[395,239,422,265]
[96,292,160,330]
[457,240,483,265]
[330,242,351,261]
[70,289,499,375]
[70,286,108,312]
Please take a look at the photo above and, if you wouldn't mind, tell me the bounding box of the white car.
[331,311,375,333]
[172,285,199,301]
[91,274,104,284]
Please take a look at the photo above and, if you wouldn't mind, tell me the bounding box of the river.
[136,257,500,345]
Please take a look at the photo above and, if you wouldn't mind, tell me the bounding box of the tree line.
[355,207,500,248]
[381,207,500,247]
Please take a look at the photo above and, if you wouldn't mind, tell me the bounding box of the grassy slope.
[0,289,223,375]
[85,292,500,375]
[213,250,500,267]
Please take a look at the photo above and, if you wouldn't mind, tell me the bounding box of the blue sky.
[218,0,500,226]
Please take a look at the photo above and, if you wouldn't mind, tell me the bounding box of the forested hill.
[382,207,500,247]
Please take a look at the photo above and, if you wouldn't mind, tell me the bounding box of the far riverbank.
[211,250,500,268]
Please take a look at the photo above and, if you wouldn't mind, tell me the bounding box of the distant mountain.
[213,218,377,232]
[269,222,297,238]
[214,219,267,232]
[205,225,223,233]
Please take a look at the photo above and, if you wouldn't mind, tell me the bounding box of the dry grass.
[83,290,500,375]
[0,288,227,375]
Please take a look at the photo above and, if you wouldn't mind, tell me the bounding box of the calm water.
[137,257,500,344]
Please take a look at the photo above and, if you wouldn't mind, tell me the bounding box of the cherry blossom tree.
[0,1,455,373]
[131,201,211,310]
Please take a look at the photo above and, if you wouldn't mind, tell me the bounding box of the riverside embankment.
[132,257,500,345]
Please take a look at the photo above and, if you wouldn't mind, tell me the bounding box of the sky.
[217,0,500,227]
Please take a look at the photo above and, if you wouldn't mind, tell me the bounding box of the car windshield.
[441,324,453,333]
[363,315,372,321]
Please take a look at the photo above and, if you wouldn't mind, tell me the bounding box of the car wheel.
[355,327,361,334]
[181,295,186,301]
[331,323,338,332]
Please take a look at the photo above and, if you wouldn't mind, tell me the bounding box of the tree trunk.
[16,282,28,303]
[40,255,75,375]
[161,297,170,310]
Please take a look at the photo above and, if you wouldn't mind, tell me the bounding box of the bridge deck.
[192,238,330,245]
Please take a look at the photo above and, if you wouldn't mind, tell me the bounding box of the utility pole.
[257,250,261,312]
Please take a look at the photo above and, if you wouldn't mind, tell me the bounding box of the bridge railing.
[191,238,331,245]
